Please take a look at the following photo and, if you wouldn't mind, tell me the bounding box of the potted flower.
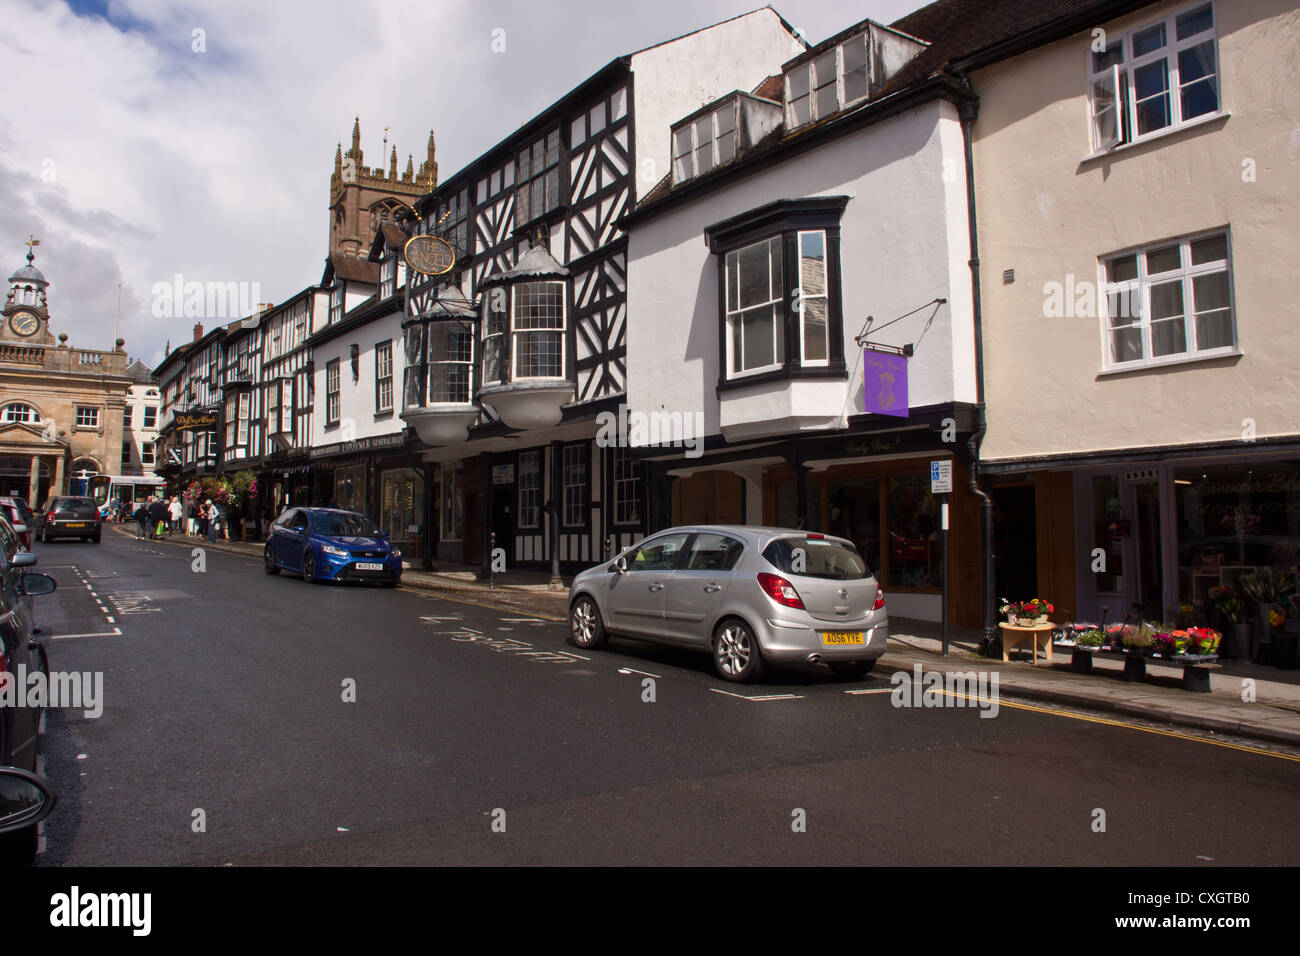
[1122,623,1156,656]
[999,597,1055,626]
[1076,628,1104,647]
[1240,570,1297,664]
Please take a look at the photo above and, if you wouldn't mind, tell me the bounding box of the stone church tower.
[329,118,437,259]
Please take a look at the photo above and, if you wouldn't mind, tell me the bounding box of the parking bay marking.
[709,689,804,702]
[443,631,590,663]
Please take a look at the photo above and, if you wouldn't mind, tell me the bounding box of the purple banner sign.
[863,349,909,418]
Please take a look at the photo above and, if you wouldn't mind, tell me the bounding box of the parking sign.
[930,459,952,494]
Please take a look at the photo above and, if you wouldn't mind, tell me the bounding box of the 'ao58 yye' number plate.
[822,631,864,646]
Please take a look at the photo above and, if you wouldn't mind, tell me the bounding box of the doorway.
[993,484,1037,601]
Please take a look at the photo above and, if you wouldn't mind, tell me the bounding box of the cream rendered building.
[957,0,1300,631]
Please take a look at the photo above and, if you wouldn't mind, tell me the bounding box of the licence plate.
[355,562,384,571]
[822,631,865,646]
[65,522,88,528]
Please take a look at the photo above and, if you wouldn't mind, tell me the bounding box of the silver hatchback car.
[567,525,888,682]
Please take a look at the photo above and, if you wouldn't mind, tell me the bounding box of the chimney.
[193,322,204,342]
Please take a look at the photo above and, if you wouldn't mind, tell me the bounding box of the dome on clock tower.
[9,248,48,287]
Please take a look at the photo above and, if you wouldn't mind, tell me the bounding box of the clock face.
[8,310,39,337]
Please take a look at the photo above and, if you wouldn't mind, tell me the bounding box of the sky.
[0,0,930,368]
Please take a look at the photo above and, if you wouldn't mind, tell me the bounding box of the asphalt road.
[23,529,1300,866]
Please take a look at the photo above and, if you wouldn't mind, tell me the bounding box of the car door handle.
[648,583,664,592]
[703,584,722,592]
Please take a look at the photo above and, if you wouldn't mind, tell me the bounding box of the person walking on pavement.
[148,496,168,540]
[205,499,218,543]
[133,498,149,540]
[168,496,183,536]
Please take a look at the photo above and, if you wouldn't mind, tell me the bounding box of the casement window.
[121,440,132,470]
[225,394,237,447]
[726,236,785,375]
[562,444,588,527]
[143,406,157,428]
[428,327,473,403]
[1089,2,1220,151]
[672,103,737,184]
[518,450,541,528]
[329,284,344,324]
[613,446,640,526]
[236,393,249,445]
[707,197,849,388]
[482,293,507,386]
[515,129,561,225]
[375,340,394,412]
[141,442,155,465]
[123,405,133,428]
[1101,231,1235,369]
[380,255,397,301]
[325,359,341,425]
[785,32,869,129]
[76,406,100,428]
[437,187,470,255]
[512,281,565,379]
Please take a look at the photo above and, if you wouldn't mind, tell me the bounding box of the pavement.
[112,522,1300,749]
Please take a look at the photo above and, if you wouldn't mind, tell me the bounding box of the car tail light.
[757,572,804,610]
[873,589,886,611]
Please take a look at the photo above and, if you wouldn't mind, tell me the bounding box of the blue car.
[263,507,402,586]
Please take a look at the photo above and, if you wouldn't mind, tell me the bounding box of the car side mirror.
[21,572,57,596]
[614,555,628,575]
[13,553,37,568]
[0,767,57,834]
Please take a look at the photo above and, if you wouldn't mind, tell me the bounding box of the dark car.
[38,495,102,543]
[0,498,35,550]
[0,533,57,863]
[264,508,403,586]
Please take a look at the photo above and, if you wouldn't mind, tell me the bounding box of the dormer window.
[380,254,397,301]
[786,33,868,129]
[329,283,344,324]
[672,103,737,184]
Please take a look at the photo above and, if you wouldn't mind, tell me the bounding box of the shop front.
[309,433,427,558]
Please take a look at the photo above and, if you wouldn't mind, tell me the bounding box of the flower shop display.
[999,597,1055,626]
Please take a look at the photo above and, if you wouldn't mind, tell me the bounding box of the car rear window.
[763,536,870,580]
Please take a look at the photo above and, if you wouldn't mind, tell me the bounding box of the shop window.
[828,478,880,577]
[518,451,541,528]
[1091,475,1125,593]
[885,476,942,589]
[442,462,463,541]
[333,465,366,514]
[562,444,588,527]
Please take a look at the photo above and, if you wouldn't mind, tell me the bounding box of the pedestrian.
[148,496,168,540]
[205,499,218,543]
[132,499,149,539]
[168,496,182,535]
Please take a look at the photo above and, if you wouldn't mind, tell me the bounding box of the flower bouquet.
[999,597,1055,625]
[1186,627,1221,656]
[1075,628,1105,647]
[1121,622,1156,655]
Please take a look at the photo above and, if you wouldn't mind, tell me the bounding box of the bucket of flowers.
[1075,628,1105,647]
[999,597,1055,626]
[1185,627,1221,657]
[1104,623,1128,651]
[1122,622,1156,656]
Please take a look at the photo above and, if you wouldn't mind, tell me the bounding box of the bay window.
[512,281,565,379]
[428,326,474,403]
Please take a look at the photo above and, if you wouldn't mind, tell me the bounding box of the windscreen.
[313,512,381,537]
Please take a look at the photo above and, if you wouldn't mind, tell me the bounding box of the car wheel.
[828,661,875,680]
[92,534,101,543]
[302,551,318,584]
[713,619,764,683]
[264,546,279,575]
[382,579,398,588]
[568,595,608,650]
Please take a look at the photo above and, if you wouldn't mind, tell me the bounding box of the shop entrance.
[993,484,1037,602]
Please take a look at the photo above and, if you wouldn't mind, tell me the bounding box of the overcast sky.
[0,0,930,367]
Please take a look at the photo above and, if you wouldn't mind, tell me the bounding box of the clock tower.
[3,240,54,345]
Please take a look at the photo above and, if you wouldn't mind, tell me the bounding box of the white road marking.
[500,617,548,624]
[617,667,662,679]
[709,689,804,701]
[845,688,894,695]
[52,629,123,639]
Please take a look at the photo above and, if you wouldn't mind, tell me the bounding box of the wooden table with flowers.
[997,598,1056,664]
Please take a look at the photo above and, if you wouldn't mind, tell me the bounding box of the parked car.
[0,533,57,863]
[263,507,402,586]
[37,495,102,543]
[0,498,35,550]
[567,525,889,682]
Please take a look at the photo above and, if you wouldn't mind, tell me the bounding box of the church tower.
[328,118,438,259]
[2,239,55,345]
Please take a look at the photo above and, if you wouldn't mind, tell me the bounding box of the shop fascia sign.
[309,433,407,460]
[173,408,220,431]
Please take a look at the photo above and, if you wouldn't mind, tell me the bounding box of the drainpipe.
[955,77,997,650]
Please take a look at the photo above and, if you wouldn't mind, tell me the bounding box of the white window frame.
[123,404,133,428]
[797,230,829,367]
[380,255,397,301]
[143,406,157,429]
[325,359,341,426]
[1087,1,1221,152]
[518,450,541,529]
[725,236,784,379]
[671,101,738,184]
[141,441,155,465]
[784,32,870,131]
[511,281,566,381]
[482,292,507,387]
[429,326,474,404]
[75,405,100,428]
[613,445,640,526]
[329,284,344,324]
[562,444,587,528]
[1099,229,1236,372]
[375,340,394,412]
[236,392,249,445]
[1,402,39,424]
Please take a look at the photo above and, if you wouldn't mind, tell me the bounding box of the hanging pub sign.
[173,408,219,431]
[863,349,908,418]
[403,235,456,276]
